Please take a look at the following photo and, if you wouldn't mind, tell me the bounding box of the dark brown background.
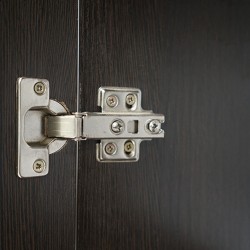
[1,0,77,249]
[78,1,250,250]
[1,0,250,250]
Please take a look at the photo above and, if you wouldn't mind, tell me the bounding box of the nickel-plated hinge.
[17,77,165,178]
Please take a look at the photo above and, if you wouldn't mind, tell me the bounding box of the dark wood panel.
[78,1,250,249]
[0,1,77,249]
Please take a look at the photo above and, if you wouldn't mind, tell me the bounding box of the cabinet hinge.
[17,77,165,178]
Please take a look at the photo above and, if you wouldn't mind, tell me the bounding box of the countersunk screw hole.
[33,159,46,173]
[34,82,46,95]
[105,142,117,155]
[124,140,135,157]
[106,95,118,108]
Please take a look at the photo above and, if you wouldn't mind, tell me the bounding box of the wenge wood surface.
[78,1,250,249]
[0,1,77,249]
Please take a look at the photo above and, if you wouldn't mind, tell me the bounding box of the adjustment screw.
[124,140,135,154]
[33,159,46,173]
[105,142,117,155]
[34,82,46,95]
[106,95,118,107]
[148,120,161,134]
[111,120,124,134]
[126,94,136,106]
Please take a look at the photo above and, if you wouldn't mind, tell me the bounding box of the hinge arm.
[45,112,164,140]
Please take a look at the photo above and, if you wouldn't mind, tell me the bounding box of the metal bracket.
[17,77,165,178]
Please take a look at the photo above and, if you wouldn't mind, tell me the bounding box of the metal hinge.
[17,77,165,178]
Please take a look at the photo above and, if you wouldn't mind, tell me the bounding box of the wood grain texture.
[78,0,250,249]
[0,1,77,249]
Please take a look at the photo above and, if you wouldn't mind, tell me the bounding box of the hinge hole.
[127,120,138,134]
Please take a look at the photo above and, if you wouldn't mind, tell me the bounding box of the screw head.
[34,82,46,95]
[105,142,117,155]
[147,120,161,134]
[33,159,46,173]
[124,140,135,154]
[111,119,125,134]
[106,95,118,107]
[126,94,136,106]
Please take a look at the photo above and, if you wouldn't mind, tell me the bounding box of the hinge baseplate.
[17,77,165,178]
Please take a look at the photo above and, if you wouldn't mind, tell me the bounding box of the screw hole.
[125,94,137,110]
[124,140,135,157]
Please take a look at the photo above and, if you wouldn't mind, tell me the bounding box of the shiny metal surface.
[17,77,68,178]
[95,87,165,162]
[18,78,165,177]
[34,81,46,95]
[46,86,165,162]
[104,142,117,155]
[106,95,119,107]
[45,115,82,140]
[33,159,46,173]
